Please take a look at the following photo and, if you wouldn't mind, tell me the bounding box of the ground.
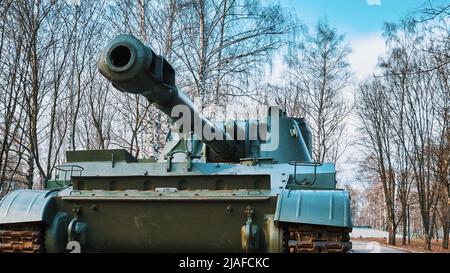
[352,237,450,253]
[351,240,407,253]
[350,227,450,253]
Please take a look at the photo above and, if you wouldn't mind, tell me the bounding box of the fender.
[274,189,352,228]
[0,190,58,224]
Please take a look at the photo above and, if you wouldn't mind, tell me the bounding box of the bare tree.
[0,0,29,193]
[281,19,352,164]
[356,15,449,249]
[356,79,404,245]
[175,0,293,114]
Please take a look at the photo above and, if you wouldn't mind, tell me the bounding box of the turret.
[99,34,313,164]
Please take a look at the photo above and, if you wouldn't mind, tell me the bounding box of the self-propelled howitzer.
[0,34,352,253]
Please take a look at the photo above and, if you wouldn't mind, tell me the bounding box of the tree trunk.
[435,222,439,242]
[26,153,34,190]
[402,211,407,245]
[198,0,207,113]
[425,236,432,250]
[388,222,396,245]
[443,225,449,249]
[443,217,449,249]
[425,221,432,250]
[407,205,411,244]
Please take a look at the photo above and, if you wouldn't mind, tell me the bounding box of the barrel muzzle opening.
[107,43,136,72]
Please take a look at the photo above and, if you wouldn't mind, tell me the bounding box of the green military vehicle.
[0,34,352,253]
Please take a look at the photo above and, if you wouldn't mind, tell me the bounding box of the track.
[1,223,352,253]
[283,224,352,253]
[0,223,45,253]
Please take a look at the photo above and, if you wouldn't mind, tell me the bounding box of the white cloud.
[265,32,386,85]
[367,0,381,6]
[348,32,385,80]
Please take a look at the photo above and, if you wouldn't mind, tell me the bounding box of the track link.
[0,224,45,253]
[283,224,352,253]
[0,222,351,253]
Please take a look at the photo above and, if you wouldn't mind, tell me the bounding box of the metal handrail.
[289,161,322,186]
[52,165,85,187]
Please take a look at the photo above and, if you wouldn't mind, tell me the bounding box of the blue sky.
[280,0,429,36]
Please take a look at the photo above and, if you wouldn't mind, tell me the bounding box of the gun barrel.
[98,34,237,159]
